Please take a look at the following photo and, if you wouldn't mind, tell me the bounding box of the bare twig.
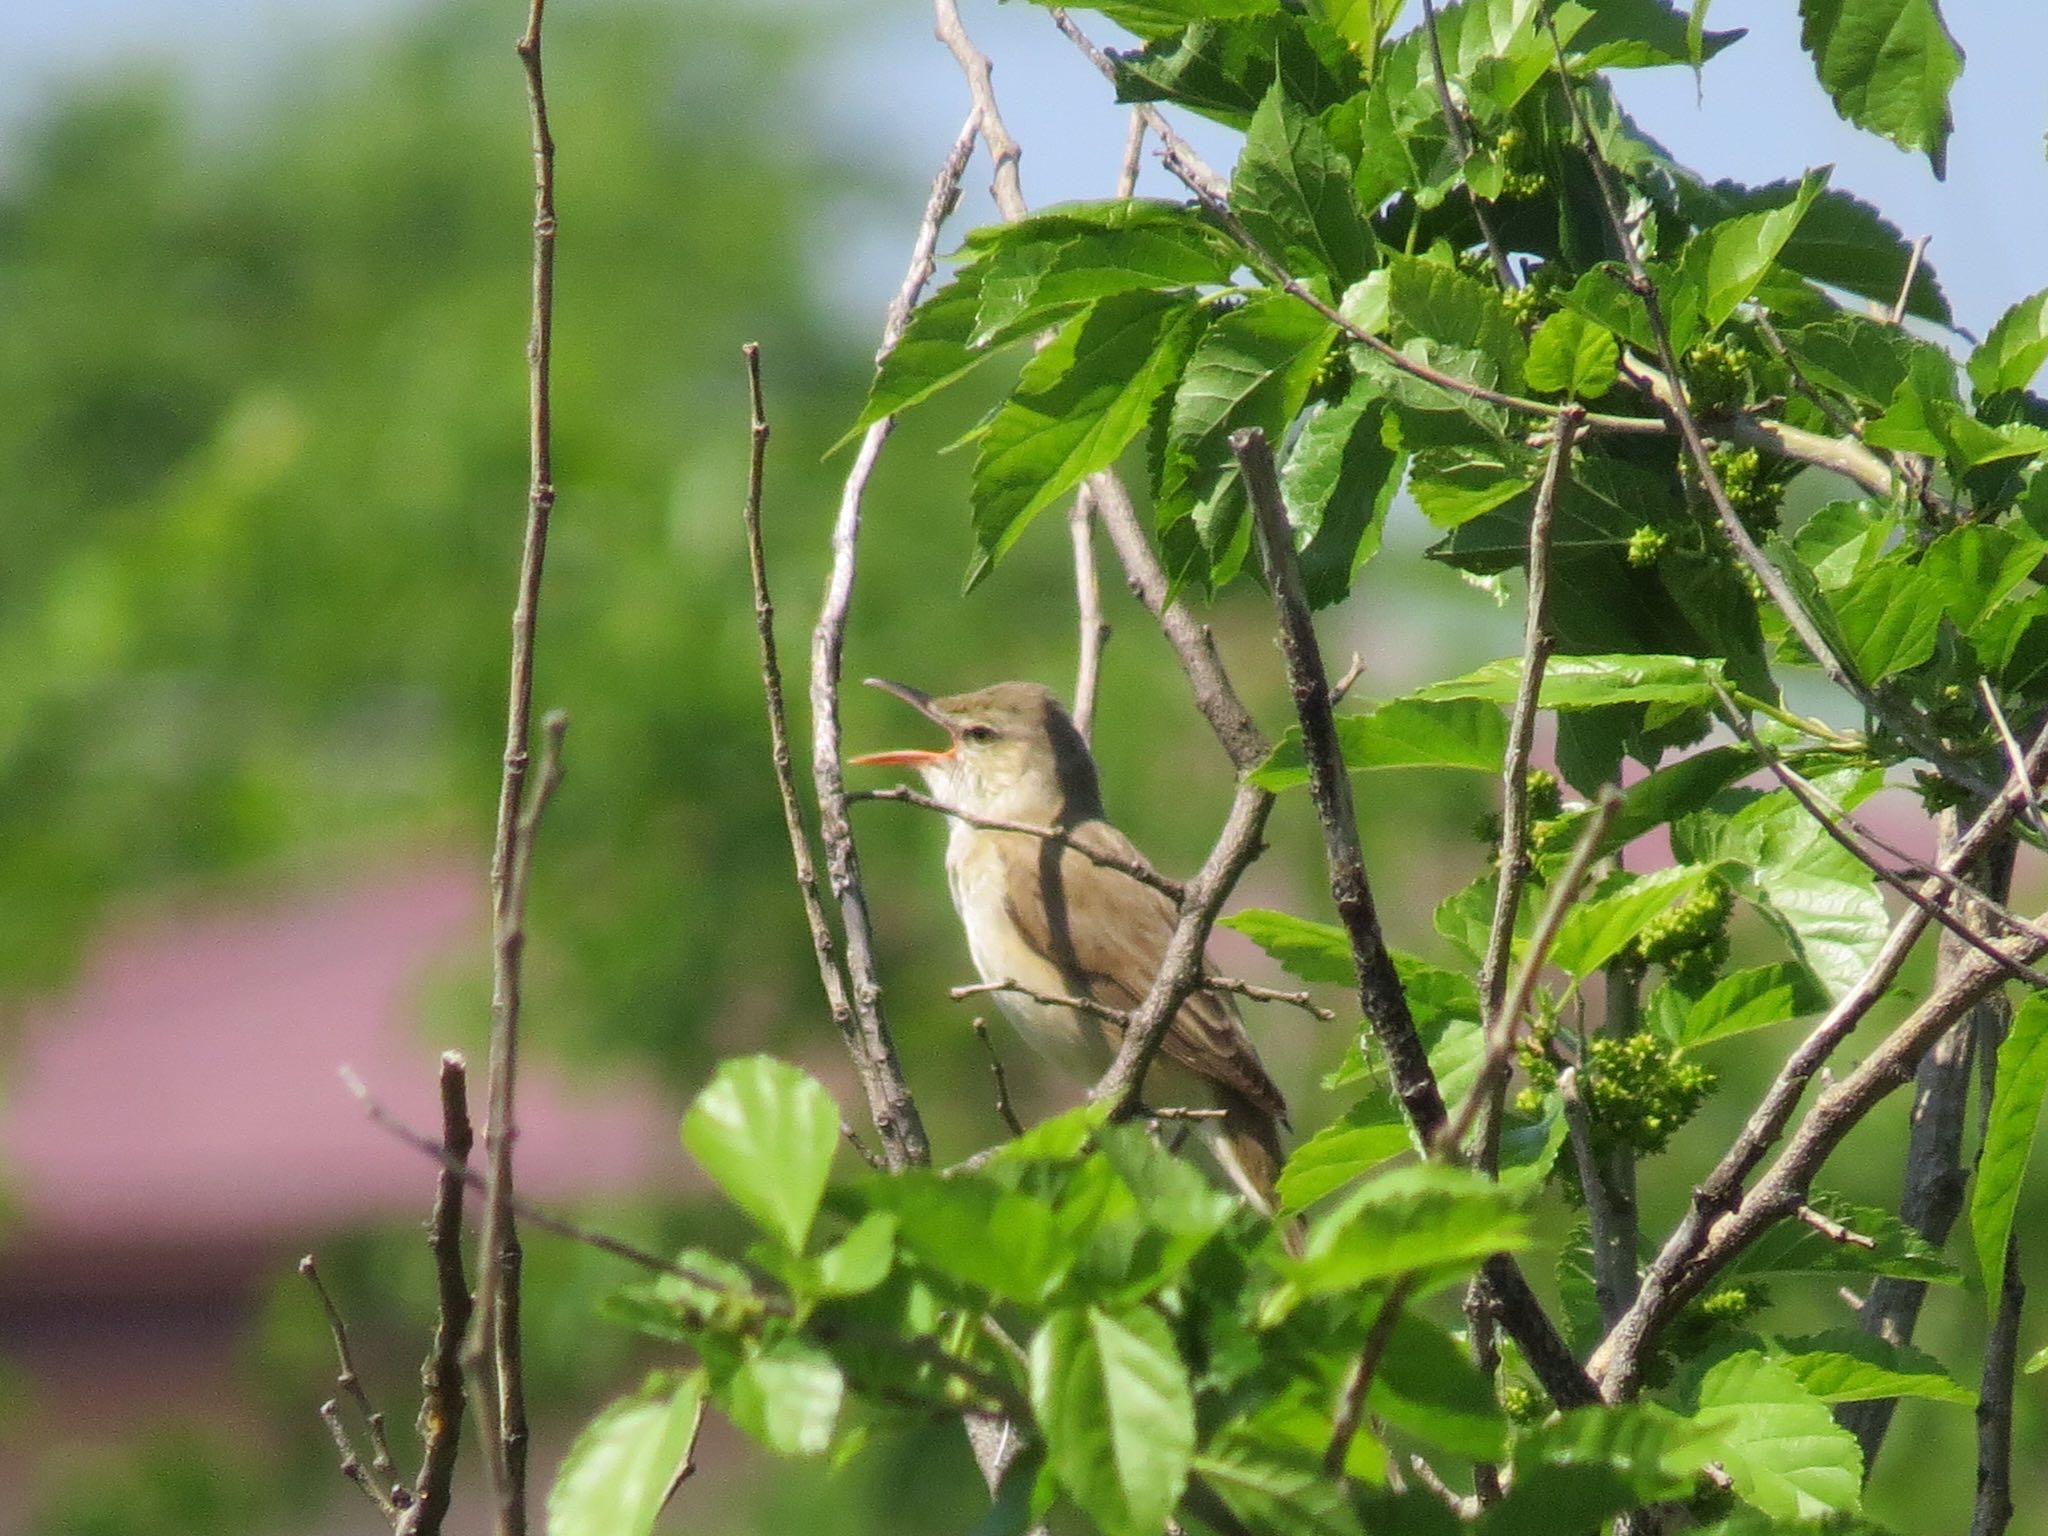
[972,1018,1025,1137]
[1889,236,1930,326]
[1464,410,1585,1171]
[1559,1069,1636,1332]
[1326,1276,1419,1480]
[1446,789,1621,1157]
[1069,487,1110,743]
[1408,1455,1482,1519]
[1239,424,1599,1410]
[852,785,1183,898]
[1978,680,2048,843]
[303,1256,403,1518]
[1795,1203,1877,1247]
[1329,653,1366,706]
[321,1398,399,1521]
[808,119,979,1173]
[1841,814,2016,1468]
[841,1121,886,1171]
[464,6,563,1525]
[1149,1105,1230,1122]
[1115,108,1146,198]
[397,1053,475,1536]
[1420,0,1513,287]
[1205,975,1336,1021]
[1088,781,1277,1114]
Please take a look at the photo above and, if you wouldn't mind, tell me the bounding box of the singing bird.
[851,679,1289,1208]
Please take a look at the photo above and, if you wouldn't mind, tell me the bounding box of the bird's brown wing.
[1000,819,1288,1123]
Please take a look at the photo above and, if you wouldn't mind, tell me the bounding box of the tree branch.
[303,1255,404,1521]
[469,8,561,1518]
[852,785,1183,898]
[807,118,980,1172]
[1238,424,1599,1410]
[1419,0,1513,288]
[398,1053,475,1536]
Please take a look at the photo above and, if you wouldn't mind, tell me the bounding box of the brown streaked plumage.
[851,679,1288,1208]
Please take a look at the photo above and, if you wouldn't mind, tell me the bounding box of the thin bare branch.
[303,1256,404,1518]
[808,119,981,1172]
[1889,236,1931,326]
[1795,1203,1877,1248]
[1420,0,1514,287]
[397,1054,475,1536]
[1326,1277,1419,1481]
[1471,406,1584,1163]
[852,785,1183,898]
[1238,424,1599,1410]
[1979,679,2048,843]
[972,1018,1026,1137]
[321,1397,399,1522]
[936,0,1027,221]
[1560,1068,1636,1331]
[1070,487,1110,743]
[1446,788,1621,1157]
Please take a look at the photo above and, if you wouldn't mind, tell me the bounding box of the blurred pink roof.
[0,855,681,1278]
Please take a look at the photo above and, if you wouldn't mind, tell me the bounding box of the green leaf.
[1233,82,1373,286]
[547,1371,706,1536]
[1220,908,1353,985]
[1291,1163,1528,1295]
[1026,0,1283,43]
[1031,1307,1195,1536]
[1691,1351,1863,1521]
[1251,697,1509,789]
[2027,1343,2048,1375]
[1676,777,1889,998]
[810,1211,897,1298]
[1971,994,2048,1301]
[1284,395,1402,606]
[1674,962,1828,1048]
[1797,0,1963,177]
[1416,652,1729,710]
[1386,255,1528,392]
[721,1338,845,1456]
[973,292,1200,565]
[1525,311,1619,398]
[681,1056,840,1252]
[836,269,1007,449]
[1368,1311,1509,1460]
[1276,1099,1410,1213]
[1565,0,1745,70]
[1827,557,1942,681]
[1678,170,1827,332]
[971,205,1238,345]
[1482,1403,1707,1535]
[1550,864,1715,980]
[862,1170,1073,1303]
[1970,287,2048,398]
[1770,1329,1975,1405]
[1686,182,1949,324]
[1575,743,1764,857]
[1726,1192,1960,1284]
[1158,291,1336,552]
[1113,12,1363,130]
[1408,451,1536,529]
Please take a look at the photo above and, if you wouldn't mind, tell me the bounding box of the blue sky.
[15,1,2046,337]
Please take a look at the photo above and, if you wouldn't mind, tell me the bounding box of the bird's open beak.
[848,678,956,768]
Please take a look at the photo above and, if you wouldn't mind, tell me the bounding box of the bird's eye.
[961,724,997,744]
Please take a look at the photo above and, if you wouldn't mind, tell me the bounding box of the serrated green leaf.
[1291,1163,1528,1295]
[1234,81,1373,286]
[1565,0,1745,70]
[1284,395,1402,606]
[1550,864,1715,979]
[1525,310,1619,398]
[1686,182,1949,324]
[1368,1310,1509,1460]
[1408,452,1536,529]
[1691,1351,1862,1521]
[1970,287,2048,398]
[973,291,1199,565]
[836,269,1008,450]
[1797,0,1962,177]
[1276,1099,1410,1213]
[1679,169,1828,332]
[810,1211,897,1298]
[970,223,1233,348]
[1971,994,2048,1302]
[682,1056,840,1252]
[1031,1306,1195,1536]
[1159,291,1335,552]
[1769,1329,1975,1405]
[1220,907,1353,985]
[1675,962,1828,1048]
[1386,254,1528,391]
[1482,1403,1707,1535]
[1251,696,1509,789]
[722,1338,845,1456]
[547,1370,706,1536]
[1416,652,1729,710]
[1115,12,1363,129]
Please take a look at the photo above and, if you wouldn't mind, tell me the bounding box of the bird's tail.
[1206,1084,1304,1256]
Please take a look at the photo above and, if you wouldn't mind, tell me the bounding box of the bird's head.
[850,679,1104,825]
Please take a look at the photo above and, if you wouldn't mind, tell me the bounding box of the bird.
[849,678,1289,1210]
